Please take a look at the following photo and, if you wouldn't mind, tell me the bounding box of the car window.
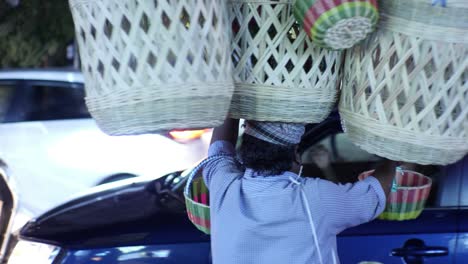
[301,133,446,208]
[3,81,90,122]
[0,83,14,122]
[302,133,382,183]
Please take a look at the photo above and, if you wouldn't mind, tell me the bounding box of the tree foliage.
[0,0,75,67]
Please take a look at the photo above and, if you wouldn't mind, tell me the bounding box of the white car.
[0,69,211,218]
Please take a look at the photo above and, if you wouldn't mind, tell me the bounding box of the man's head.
[239,121,305,175]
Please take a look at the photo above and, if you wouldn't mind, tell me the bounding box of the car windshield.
[0,81,90,123]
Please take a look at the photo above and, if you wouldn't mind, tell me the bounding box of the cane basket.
[294,0,379,50]
[228,0,343,123]
[340,0,468,165]
[69,0,234,135]
[359,169,432,221]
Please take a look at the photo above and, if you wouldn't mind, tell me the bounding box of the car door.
[337,156,462,263]
[338,208,458,264]
[301,133,462,264]
[0,81,20,261]
[0,160,18,263]
[455,155,468,263]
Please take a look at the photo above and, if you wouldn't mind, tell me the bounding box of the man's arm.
[308,159,397,233]
[202,118,240,188]
[372,159,398,198]
[210,118,239,146]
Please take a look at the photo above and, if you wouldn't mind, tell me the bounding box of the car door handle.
[391,246,448,257]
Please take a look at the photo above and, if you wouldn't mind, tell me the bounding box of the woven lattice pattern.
[228,0,343,123]
[69,0,233,135]
[340,0,468,165]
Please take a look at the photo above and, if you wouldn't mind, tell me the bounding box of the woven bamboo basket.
[339,0,468,165]
[228,0,343,123]
[69,0,233,135]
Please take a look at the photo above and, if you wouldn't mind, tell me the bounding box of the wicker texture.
[69,0,233,135]
[340,0,468,165]
[228,0,343,123]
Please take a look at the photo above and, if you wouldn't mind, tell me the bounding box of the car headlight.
[8,241,59,264]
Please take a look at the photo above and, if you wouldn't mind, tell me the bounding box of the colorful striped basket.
[359,169,432,221]
[184,156,226,234]
[185,177,210,234]
[294,0,379,50]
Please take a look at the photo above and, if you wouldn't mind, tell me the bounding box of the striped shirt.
[203,140,386,264]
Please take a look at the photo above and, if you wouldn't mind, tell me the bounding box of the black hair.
[239,134,296,175]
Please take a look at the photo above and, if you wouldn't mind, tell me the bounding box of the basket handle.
[183,155,231,196]
[392,167,403,192]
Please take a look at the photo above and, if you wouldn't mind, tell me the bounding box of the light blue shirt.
[203,141,386,264]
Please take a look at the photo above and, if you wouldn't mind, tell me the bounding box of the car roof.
[0,68,84,83]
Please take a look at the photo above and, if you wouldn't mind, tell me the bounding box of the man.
[203,118,396,264]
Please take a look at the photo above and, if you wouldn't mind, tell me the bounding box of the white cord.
[289,165,338,264]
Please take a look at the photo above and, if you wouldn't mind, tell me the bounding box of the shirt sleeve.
[202,140,238,189]
[313,176,386,233]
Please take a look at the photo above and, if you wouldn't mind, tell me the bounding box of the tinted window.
[301,133,444,208]
[0,83,15,122]
[28,83,90,121]
[301,133,381,183]
[2,81,90,122]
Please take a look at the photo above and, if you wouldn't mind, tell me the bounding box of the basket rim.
[228,0,291,4]
[397,171,432,190]
[360,169,432,190]
[339,110,468,148]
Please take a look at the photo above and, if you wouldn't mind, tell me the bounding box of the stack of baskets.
[228,0,343,123]
[339,0,468,165]
[69,0,389,134]
[69,0,234,135]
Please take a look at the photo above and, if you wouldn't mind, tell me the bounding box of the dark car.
[9,115,468,264]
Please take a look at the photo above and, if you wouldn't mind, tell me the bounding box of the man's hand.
[310,145,338,183]
[373,159,398,198]
[310,145,331,169]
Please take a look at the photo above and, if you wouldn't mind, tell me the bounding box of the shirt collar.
[244,168,299,180]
